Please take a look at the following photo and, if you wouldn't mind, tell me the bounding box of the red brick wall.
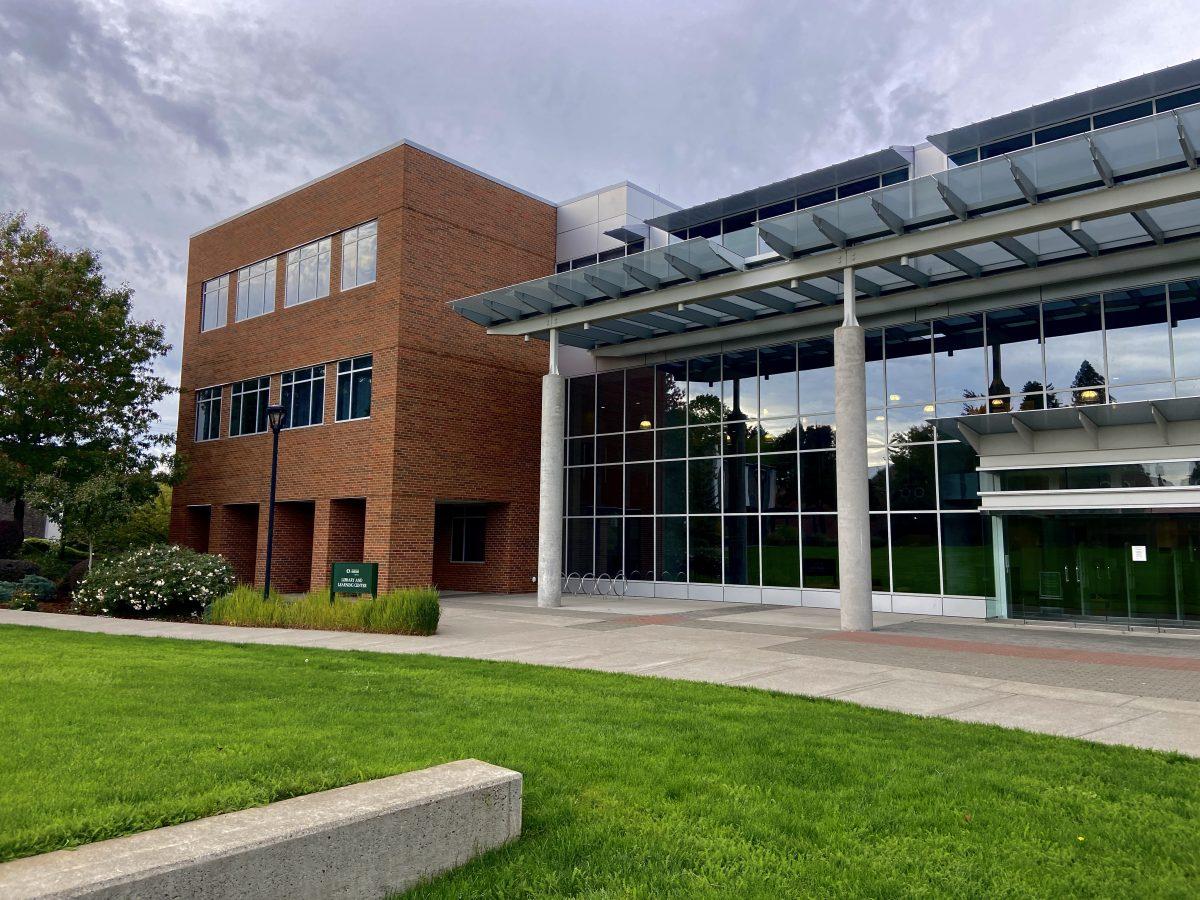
[170,143,554,594]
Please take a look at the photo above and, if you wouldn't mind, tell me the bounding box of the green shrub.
[5,589,38,611]
[0,559,39,581]
[0,575,52,606]
[208,585,440,635]
[74,545,235,619]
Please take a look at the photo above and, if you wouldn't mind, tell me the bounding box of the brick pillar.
[212,504,261,585]
[310,499,333,590]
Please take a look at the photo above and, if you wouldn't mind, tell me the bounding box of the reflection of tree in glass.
[1070,360,1106,406]
[687,393,722,424]
[882,436,936,508]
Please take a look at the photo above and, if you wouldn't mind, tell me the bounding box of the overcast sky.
[2,0,1196,437]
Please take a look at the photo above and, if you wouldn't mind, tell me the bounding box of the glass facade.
[563,278,1200,599]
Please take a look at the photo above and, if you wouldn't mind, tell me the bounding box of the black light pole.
[263,404,287,598]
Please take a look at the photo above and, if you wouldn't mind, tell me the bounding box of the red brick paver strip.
[821,631,1200,672]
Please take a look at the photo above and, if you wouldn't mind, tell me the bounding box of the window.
[195,387,221,442]
[341,221,377,290]
[285,237,331,306]
[336,355,372,421]
[451,515,486,563]
[200,275,228,331]
[281,365,325,429]
[236,258,276,321]
[229,376,270,437]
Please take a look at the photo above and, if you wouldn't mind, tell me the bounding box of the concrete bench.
[0,759,521,899]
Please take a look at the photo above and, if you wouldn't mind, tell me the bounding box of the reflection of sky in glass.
[1105,286,1170,384]
[986,305,1043,395]
[934,314,986,401]
[1043,296,1103,390]
[885,323,932,406]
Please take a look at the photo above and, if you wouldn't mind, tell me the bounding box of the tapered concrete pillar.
[537,332,566,608]
[835,267,873,631]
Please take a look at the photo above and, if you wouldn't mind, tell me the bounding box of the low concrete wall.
[0,759,521,899]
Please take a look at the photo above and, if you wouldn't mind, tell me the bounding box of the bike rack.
[562,570,628,597]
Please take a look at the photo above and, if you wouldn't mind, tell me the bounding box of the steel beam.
[485,166,1200,337]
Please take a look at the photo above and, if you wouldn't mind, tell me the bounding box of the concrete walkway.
[3,597,1199,756]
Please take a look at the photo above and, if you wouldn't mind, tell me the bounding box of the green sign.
[330,562,379,602]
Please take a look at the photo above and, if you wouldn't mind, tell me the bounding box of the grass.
[206,585,440,635]
[1,626,1197,897]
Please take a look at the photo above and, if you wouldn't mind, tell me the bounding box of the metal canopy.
[931,396,1200,450]
[643,147,910,233]
[926,57,1200,156]
[451,101,1200,351]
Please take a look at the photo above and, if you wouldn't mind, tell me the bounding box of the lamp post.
[263,404,287,598]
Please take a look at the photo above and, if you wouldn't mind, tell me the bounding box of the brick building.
[170,142,571,593]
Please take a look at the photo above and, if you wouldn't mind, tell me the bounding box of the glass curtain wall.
[562,278,1200,597]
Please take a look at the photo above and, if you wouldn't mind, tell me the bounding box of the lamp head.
[267,404,287,432]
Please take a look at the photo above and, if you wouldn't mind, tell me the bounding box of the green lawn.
[1,626,1197,897]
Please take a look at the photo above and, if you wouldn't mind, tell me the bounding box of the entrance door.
[1001,512,1200,624]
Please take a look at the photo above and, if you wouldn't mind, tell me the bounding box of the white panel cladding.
[556,223,600,261]
[892,594,943,616]
[596,185,626,221]
[943,596,988,618]
[557,195,598,234]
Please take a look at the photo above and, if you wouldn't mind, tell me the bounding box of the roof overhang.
[451,102,1200,354]
[933,396,1200,455]
[927,58,1200,156]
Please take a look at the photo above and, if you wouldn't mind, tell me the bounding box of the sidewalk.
[3,596,1199,756]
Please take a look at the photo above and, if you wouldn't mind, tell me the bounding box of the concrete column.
[835,267,873,632]
[537,372,566,607]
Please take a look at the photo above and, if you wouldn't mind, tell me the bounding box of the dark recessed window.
[1034,118,1089,144]
[555,261,570,273]
[450,515,485,563]
[1094,101,1153,129]
[598,246,625,263]
[949,148,979,167]
[981,133,1032,159]
[881,167,909,186]
[837,175,880,199]
[796,188,837,210]
[669,228,688,242]
[625,240,645,254]
[571,254,598,269]
[691,220,721,240]
[758,200,795,220]
[1156,88,1200,112]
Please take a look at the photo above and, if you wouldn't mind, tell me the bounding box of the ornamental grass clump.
[208,585,440,635]
[73,545,235,619]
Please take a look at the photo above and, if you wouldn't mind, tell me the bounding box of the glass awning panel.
[931,396,1200,444]
[452,101,1200,344]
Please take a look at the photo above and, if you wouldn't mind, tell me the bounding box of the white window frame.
[341,220,377,290]
[281,365,326,429]
[200,274,228,331]
[335,355,373,422]
[229,376,271,437]
[285,237,331,307]
[236,258,277,322]
[194,386,222,442]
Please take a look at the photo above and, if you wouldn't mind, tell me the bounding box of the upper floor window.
[195,386,221,442]
[281,365,325,429]
[200,275,228,331]
[341,221,377,290]
[285,237,331,307]
[236,258,276,321]
[336,355,372,421]
[229,376,270,437]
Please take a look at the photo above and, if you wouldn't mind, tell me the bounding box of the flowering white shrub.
[73,545,235,619]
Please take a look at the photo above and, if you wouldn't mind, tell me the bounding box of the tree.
[0,213,172,537]
[26,463,158,570]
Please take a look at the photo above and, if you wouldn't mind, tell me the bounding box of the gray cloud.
[0,0,1194,438]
